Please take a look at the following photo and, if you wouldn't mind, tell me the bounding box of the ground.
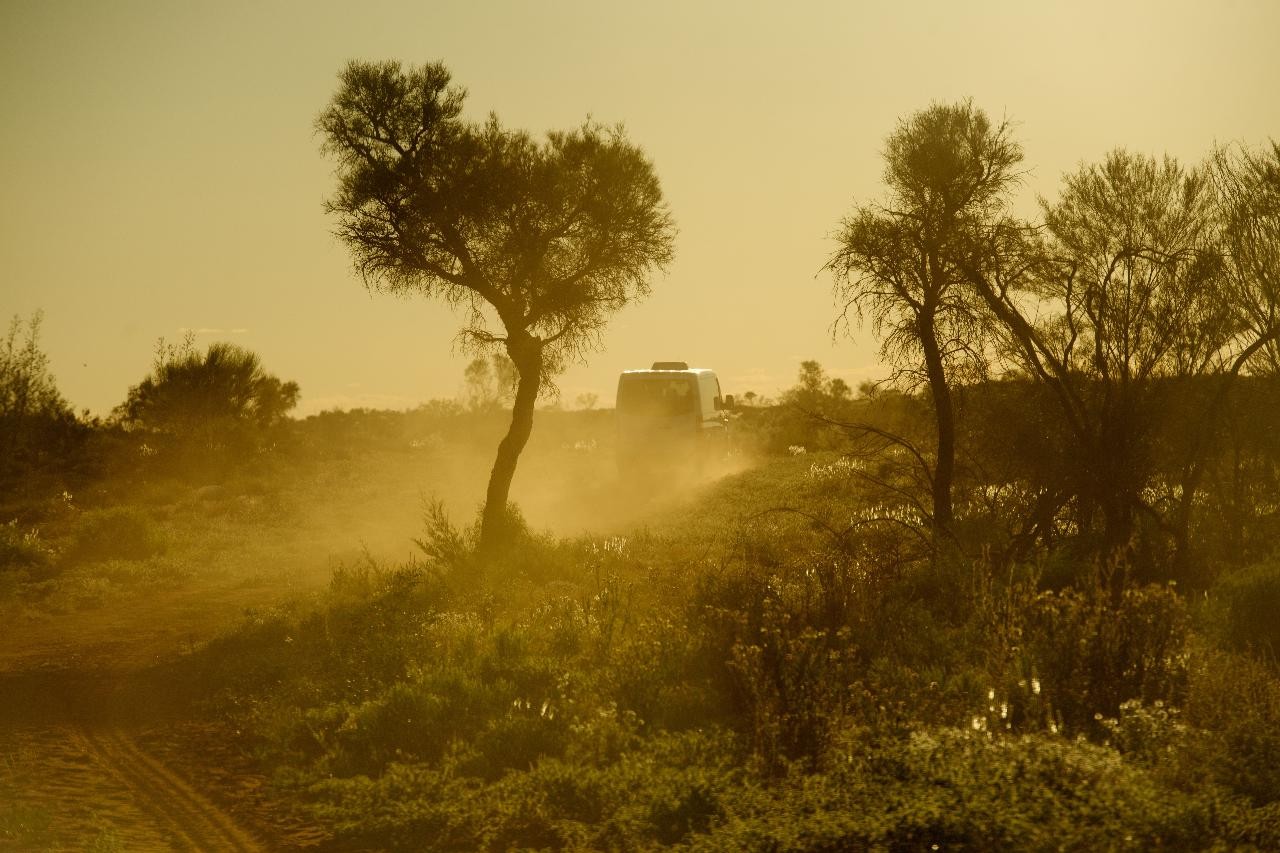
[0,417,740,850]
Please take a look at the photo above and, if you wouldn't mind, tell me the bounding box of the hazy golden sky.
[3,0,1278,415]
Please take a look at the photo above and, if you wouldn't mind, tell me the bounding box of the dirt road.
[74,726,263,852]
[0,668,288,851]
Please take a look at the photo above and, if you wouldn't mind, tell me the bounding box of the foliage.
[1022,570,1189,736]
[826,100,1022,534]
[1213,140,1280,376]
[0,520,54,572]
[116,338,298,458]
[1181,643,1280,806]
[317,59,676,547]
[63,507,166,564]
[0,312,84,487]
[462,353,517,412]
[1205,555,1280,661]
[961,144,1280,575]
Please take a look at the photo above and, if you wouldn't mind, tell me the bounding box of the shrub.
[1022,565,1189,736]
[0,312,86,490]
[115,338,299,464]
[1182,644,1280,806]
[689,728,1226,851]
[63,507,165,564]
[0,520,54,572]
[1207,556,1280,662]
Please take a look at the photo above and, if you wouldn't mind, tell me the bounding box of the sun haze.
[2,0,1277,415]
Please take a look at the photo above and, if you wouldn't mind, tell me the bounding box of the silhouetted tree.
[1161,141,1280,570]
[784,360,830,410]
[0,311,81,485]
[463,353,516,413]
[1214,140,1280,376]
[960,149,1280,575]
[825,102,1021,540]
[117,338,299,452]
[318,60,675,550]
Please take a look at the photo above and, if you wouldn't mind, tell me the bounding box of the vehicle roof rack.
[650,361,689,370]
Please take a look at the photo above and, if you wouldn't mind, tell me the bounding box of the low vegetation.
[3,93,1278,849]
[158,440,1280,850]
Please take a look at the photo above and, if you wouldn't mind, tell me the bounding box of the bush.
[63,507,166,564]
[1207,556,1280,662]
[1022,566,1189,736]
[115,338,299,465]
[1182,644,1280,806]
[689,728,1230,851]
[0,312,86,491]
[0,520,54,572]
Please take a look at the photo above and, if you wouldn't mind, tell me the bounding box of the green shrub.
[689,728,1225,851]
[307,728,738,852]
[0,520,53,571]
[64,507,165,563]
[1023,568,1188,736]
[1208,556,1280,662]
[1182,644,1280,806]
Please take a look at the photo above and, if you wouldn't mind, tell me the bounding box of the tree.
[318,60,675,549]
[463,353,516,413]
[1213,140,1280,376]
[117,338,300,452]
[825,102,1022,540]
[0,311,80,484]
[959,149,1279,574]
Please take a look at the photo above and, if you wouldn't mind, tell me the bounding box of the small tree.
[318,60,675,549]
[825,102,1022,540]
[117,338,299,452]
[0,311,79,484]
[463,353,516,413]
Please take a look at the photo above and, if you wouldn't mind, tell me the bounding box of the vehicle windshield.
[617,376,697,417]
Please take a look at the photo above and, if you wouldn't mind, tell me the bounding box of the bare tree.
[318,61,675,550]
[961,149,1280,572]
[1214,141,1280,377]
[825,101,1022,539]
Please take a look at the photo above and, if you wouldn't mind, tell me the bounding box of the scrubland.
[6,397,1279,850]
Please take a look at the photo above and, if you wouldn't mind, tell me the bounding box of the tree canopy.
[0,312,79,485]
[117,339,299,450]
[318,60,676,549]
[826,101,1023,538]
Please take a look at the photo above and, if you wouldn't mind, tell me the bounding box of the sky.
[3,0,1278,417]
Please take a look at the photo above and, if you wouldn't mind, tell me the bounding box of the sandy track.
[73,726,264,852]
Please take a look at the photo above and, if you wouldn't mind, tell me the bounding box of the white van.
[615,362,734,477]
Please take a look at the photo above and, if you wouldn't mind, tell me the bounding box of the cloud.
[178,327,250,336]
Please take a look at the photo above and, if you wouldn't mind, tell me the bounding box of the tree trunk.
[479,337,543,552]
[916,309,955,537]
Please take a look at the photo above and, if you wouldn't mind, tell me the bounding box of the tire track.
[74,726,264,852]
